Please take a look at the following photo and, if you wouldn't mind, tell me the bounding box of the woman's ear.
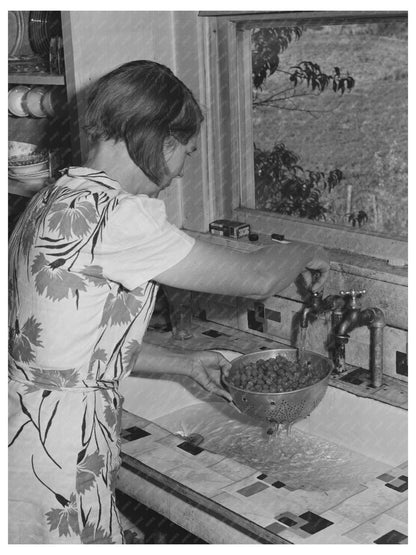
[163,136,179,161]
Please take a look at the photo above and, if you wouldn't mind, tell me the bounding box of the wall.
[63,10,206,228]
[187,233,408,383]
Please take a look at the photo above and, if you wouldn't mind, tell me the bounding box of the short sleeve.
[85,194,195,290]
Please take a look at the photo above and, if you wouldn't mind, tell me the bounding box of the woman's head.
[84,60,204,186]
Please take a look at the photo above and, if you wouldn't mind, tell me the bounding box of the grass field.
[252,23,408,237]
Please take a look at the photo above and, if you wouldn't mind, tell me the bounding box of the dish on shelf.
[8,85,30,117]
[8,141,44,158]
[9,149,48,164]
[41,86,66,117]
[23,86,48,118]
[8,11,25,57]
[9,162,49,177]
[29,11,62,57]
[9,149,49,178]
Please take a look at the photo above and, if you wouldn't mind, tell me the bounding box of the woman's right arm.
[155,238,329,299]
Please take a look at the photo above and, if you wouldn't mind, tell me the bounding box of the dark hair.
[84,60,204,185]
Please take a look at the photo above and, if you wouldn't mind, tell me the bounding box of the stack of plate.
[8,11,25,57]
[9,143,50,193]
[29,12,62,57]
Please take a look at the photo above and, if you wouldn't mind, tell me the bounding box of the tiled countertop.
[144,319,408,410]
[119,321,408,544]
[120,409,407,544]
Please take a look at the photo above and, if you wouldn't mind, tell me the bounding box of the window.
[202,11,408,261]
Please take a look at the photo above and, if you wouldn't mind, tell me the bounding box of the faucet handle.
[339,288,366,308]
[308,289,323,309]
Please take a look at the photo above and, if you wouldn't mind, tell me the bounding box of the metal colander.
[224,348,333,424]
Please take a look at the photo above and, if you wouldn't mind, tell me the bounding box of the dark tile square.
[247,309,264,332]
[299,511,334,535]
[265,308,281,322]
[237,482,269,497]
[374,530,408,544]
[177,441,204,455]
[377,473,396,482]
[396,351,408,377]
[386,476,408,492]
[121,426,151,441]
[340,367,369,385]
[278,515,297,527]
[271,480,286,489]
[202,329,223,338]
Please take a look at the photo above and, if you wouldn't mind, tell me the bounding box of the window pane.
[251,19,407,238]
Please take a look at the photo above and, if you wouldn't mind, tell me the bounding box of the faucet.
[333,289,385,387]
[300,290,345,328]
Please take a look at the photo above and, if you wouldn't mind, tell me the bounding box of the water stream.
[296,326,307,364]
[156,402,389,492]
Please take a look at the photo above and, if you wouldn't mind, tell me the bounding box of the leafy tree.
[251,26,364,225]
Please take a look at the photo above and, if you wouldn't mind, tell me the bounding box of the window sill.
[185,229,407,288]
[233,207,407,269]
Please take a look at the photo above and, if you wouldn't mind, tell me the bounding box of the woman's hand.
[301,247,331,292]
[132,343,232,402]
[188,350,233,402]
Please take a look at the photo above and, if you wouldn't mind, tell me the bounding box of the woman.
[8,60,329,544]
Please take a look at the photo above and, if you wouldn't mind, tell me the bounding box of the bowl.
[8,141,42,158]
[224,348,333,425]
[23,86,48,118]
[8,85,30,117]
[8,159,49,176]
[41,87,66,117]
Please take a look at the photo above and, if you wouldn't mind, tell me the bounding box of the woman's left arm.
[130,341,232,402]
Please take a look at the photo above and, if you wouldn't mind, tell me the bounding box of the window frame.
[203,11,408,262]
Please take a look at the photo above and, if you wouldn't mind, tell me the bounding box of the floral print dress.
[8,167,194,544]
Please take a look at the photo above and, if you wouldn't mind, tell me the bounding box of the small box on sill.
[209,219,250,239]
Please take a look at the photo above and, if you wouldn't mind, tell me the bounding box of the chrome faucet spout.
[300,306,313,328]
[300,291,323,328]
[334,308,361,336]
[300,292,343,328]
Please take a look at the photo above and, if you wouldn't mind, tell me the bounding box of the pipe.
[335,307,385,387]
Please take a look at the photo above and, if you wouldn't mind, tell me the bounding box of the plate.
[8,85,30,117]
[8,11,24,57]
[24,86,48,118]
[9,163,49,177]
[29,11,62,56]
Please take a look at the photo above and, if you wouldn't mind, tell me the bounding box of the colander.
[224,348,333,424]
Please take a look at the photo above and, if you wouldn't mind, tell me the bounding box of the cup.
[163,286,193,341]
[170,304,193,340]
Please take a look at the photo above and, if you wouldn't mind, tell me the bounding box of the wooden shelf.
[8,73,65,86]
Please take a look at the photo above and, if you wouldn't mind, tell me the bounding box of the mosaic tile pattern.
[120,397,407,544]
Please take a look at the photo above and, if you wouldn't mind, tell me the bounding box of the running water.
[297,326,307,364]
[156,402,389,492]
